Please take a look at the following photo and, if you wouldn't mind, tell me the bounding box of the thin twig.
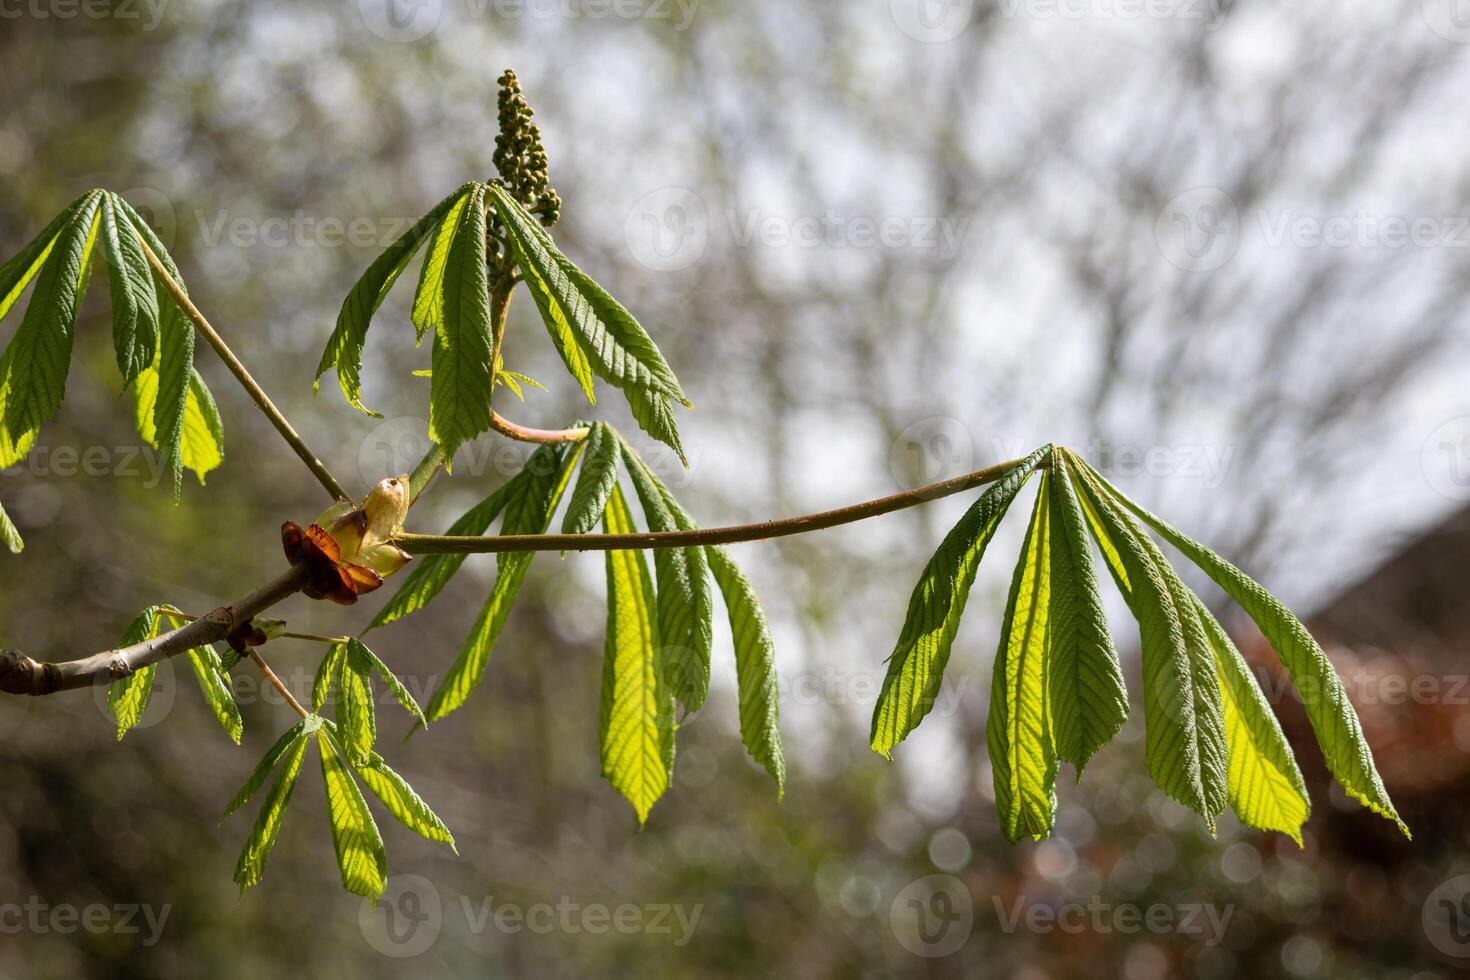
[397,455,1031,555]
[249,649,309,719]
[136,236,350,502]
[489,412,590,445]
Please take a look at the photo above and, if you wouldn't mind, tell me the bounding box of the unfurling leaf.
[706,546,785,796]
[355,752,456,851]
[318,728,388,900]
[99,193,160,385]
[870,447,1048,758]
[224,716,319,819]
[313,643,346,713]
[599,483,675,824]
[186,643,243,744]
[427,182,494,463]
[108,605,166,739]
[561,421,620,536]
[337,638,378,764]
[232,721,314,892]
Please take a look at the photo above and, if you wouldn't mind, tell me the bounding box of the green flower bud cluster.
[494,69,561,227]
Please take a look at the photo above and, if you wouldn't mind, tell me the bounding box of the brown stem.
[249,649,309,719]
[136,237,350,502]
[0,565,309,696]
[397,454,1033,555]
[489,411,590,445]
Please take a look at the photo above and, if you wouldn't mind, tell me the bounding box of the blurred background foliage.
[1,0,1468,976]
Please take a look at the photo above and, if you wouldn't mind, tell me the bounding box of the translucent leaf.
[312,643,345,713]
[99,193,160,385]
[352,638,427,729]
[1046,458,1128,774]
[108,605,166,740]
[0,195,85,323]
[424,442,578,722]
[318,729,388,899]
[561,421,620,536]
[187,643,243,744]
[336,639,377,764]
[599,483,675,824]
[135,359,223,487]
[0,499,21,554]
[427,183,494,462]
[315,182,476,416]
[223,717,317,819]
[356,752,456,851]
[411,189,474,345]
[233,729,310,892]
[706,546,785,796]
[870,448,1048,758]
[987,474,1057,842]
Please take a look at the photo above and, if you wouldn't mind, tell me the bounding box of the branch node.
[0,650,57,696]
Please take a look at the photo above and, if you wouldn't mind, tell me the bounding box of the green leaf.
[0,196,87,323]
[313,643,346,713]
[870,448,1048,758]
[987,474,1057,842]
[706,546,785,795]
[352,638,427,729]
[600,483,675,823]
[336,639,377,764]
[318,729,388,899]
[621,443,714,713]
[187,643,243,744]
[411,188,475,345]
[99,193,160,385]
[1066,454,1227,828]
[355,752,456,851]
[108,605,166,739]
[1046,457,1128,774]
[135,359,223,489]
[428,183,494,463]
[223,717,317,819]
[561,422,620,536]
[316,182,476,416]
[1191,594,1310,844]
[1082,459,1407,836]
[233,728,311,892]
[1,191,102,443]
[0,499,21,554]
[368,469,527,629]
[489,184,689,460]
[150,276,196,501]
[424,442,577,722]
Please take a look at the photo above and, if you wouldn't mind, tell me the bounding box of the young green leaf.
[108,605,165,739]
[313,643,346,713]
[1191,594,1310,844]
[428,182,494,463]
[1083,460,1407,836]
[337,639,378,764]
[369,467,531,630]
[355,753,456,851]
[0,499,21,554]
[187,643,243,744]
[488,184,690,461]
[233,730,311,892]
[352,638,427,729]
[1067,456,1227,828]
[411,188,475,345]
[987,474,1058,842]
[0,195,87,323]
[318,729,388,900]
[138,301,200,501]
[600,483,675,823]
[315,182,477,416]
[870,447,1048,758]
[99,193,160,385]
[223,717,318,819]
[1046,458,1128,774]
[621,443,714,713]
[1,191,102,444]
[424,442,577,722]
[705,544,786,796]
[134,362,225,487]
[561,422,620,536]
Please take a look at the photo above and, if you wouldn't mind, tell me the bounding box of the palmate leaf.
[1079,459,1408,836]
[987,474,1057,842]
[318,728,388,900]
[233,723,313,893]
[621,443,714,714]
[315,182,477,416]
[99,192,160,385]
[562,421,621,536]
[1,191,103,445]
[1065,454,1227,828]
[1046,458,1128,774]
[108,605,167,739]
[599,483,675,824]
[870,447,1049,758]
[423,442,578,722]
[337,638,377,764]
[428,182,495,463]
[0,499,21,554]
[488,183,691,463]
